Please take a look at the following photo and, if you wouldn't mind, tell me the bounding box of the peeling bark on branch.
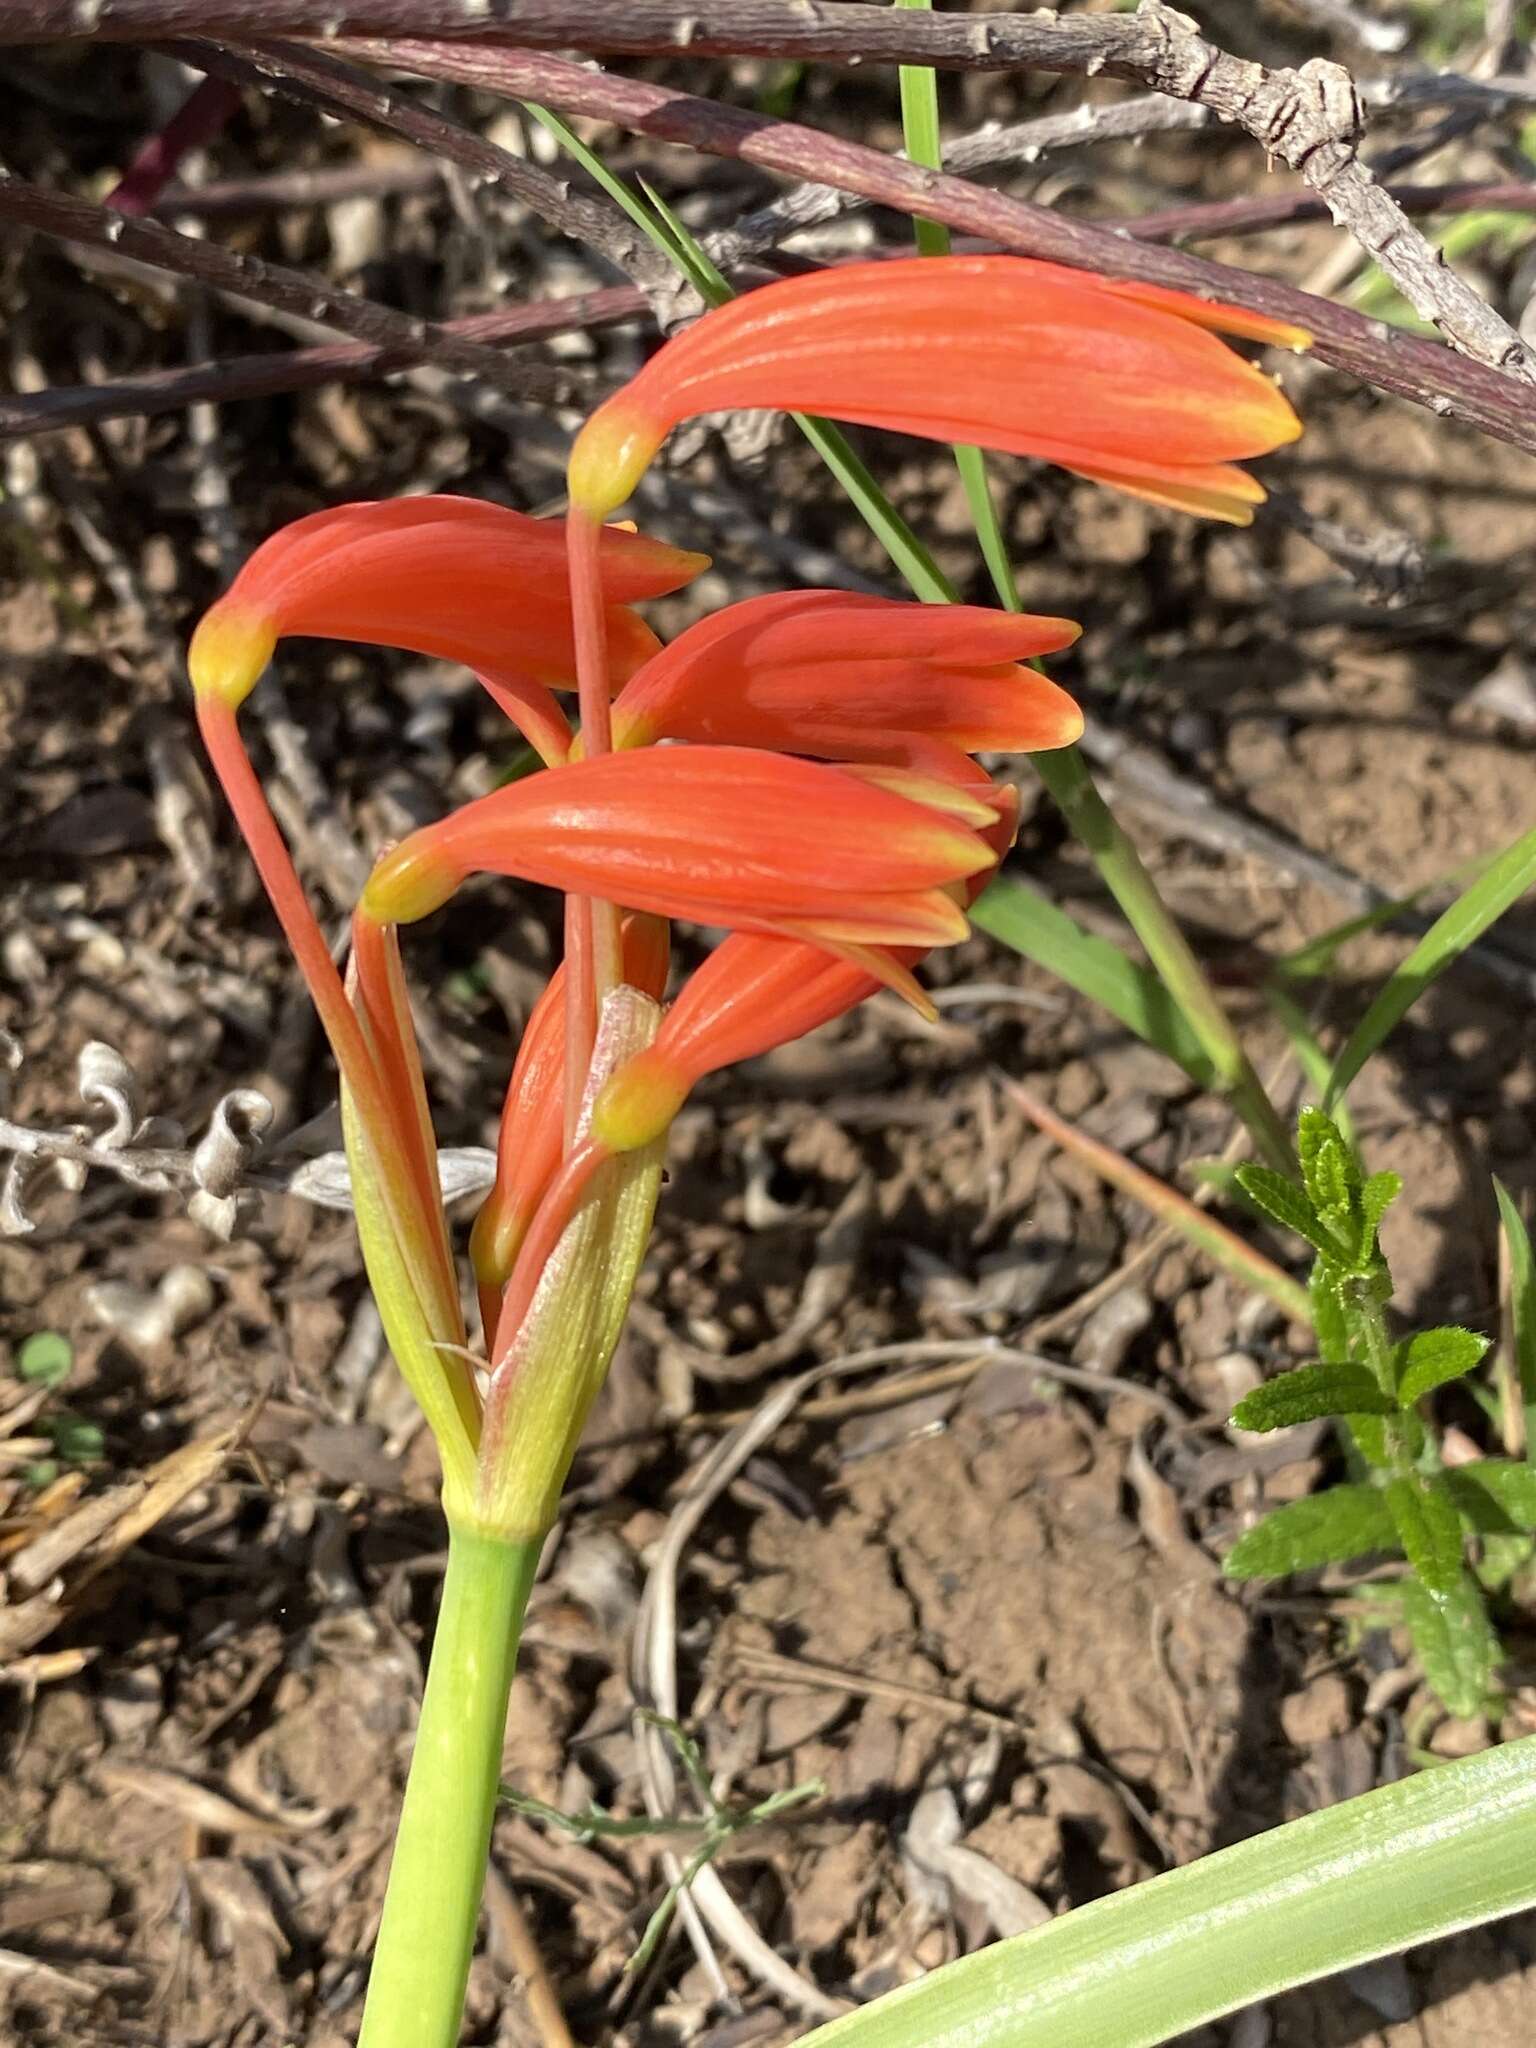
[322,39,1536,458]
[0,174,569,399]
[8,0,1531,377]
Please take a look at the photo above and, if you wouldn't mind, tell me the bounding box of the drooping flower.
[362,744,999,955]
[609,589,1083,777]
[567,255,1308,526]
[592,790,1022,1152]
[188,494,707,762]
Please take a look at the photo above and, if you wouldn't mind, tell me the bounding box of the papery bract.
[569,255,1307,526]
[362,744,996,953]
[611,589,1083,773]
[468,914,668,1344]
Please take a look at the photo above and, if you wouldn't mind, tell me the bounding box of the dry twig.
[324,39,1536,454]
[0,175,567,399]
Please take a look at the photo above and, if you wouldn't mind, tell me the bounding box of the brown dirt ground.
[6,33,1536,2048]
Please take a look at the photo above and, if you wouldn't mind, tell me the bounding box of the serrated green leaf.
[1234,1165,1344,1262]
[1474,1531,1531,1594]
[1493,1177,1536,1469]
[16,1330,72,1388]
[1311,1139,1355,1236]
[1444,1459,1536,1535]
[1309,1260,1352,1365]
[1346,1412,1392,1469]
[1396,1325,1491,1404]
[1357,1171,1401,1265]
[1297,1107,1358,1213]
[1386,1474,1465,1595]
[1225,1484,1397,1580]
[1326,823,1536,1111]
[1400,1571,1502,1718]
[1232,1364,1394,1433]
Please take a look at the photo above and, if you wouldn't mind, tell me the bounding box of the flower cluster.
[188,254,1304,1540]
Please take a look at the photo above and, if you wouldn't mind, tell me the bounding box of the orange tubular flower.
[610,590,1084,775]
[363,744,997,956]
[593,791,1021,1152]
[188,494,707,763]
[567,255,1308,527]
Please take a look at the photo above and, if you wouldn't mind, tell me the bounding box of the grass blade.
[972,879,1216,1088]
[1494,1176,1536,1468]
[793,1734,1536,2048]
[1325,824,1536,1108]
[1004,1081,1310,1324]
[895,0,1019,613]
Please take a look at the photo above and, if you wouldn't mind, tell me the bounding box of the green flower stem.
[358,1523,541,2048]
[893,1,1292,1176]
[1024,749,1295,1174]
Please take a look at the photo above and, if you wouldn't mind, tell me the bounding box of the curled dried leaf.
[77,1042,138,1150]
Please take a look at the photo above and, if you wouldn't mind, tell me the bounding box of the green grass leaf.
[1225,1484,1397,1579]
[1400,1573,1502,1718]
[1232,1363,1395,1433]
[793,1734,1536,2048]
[1396,1326,1491,1405]
[971,880,1218,1088]
[1326,824,1536,1109]
[1493,1177,1536,1468]
[1387,1474,1465,1596]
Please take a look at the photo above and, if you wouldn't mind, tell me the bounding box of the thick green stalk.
[358,1524,540,2048]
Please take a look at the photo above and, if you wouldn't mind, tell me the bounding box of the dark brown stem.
[176,36,664,285]
[1128,179,1536,246]
[12,158,1536,442]
[0,285,643,438]
[153,158,444,217]
[0,173,567,399]
[327,41,1536,456]
[15,1,1529,371]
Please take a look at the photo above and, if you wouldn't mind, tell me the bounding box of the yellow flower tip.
[591,1050,687,1154]
[361,837,460,925]
[567,399,664,519]
[609,707,657,753]
[842,763,1000,829]
[187,602,277,709]
[923,890,976,942]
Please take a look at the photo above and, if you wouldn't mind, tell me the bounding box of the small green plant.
[1224,1108,1534,1717]
[13,1330,104,1485]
